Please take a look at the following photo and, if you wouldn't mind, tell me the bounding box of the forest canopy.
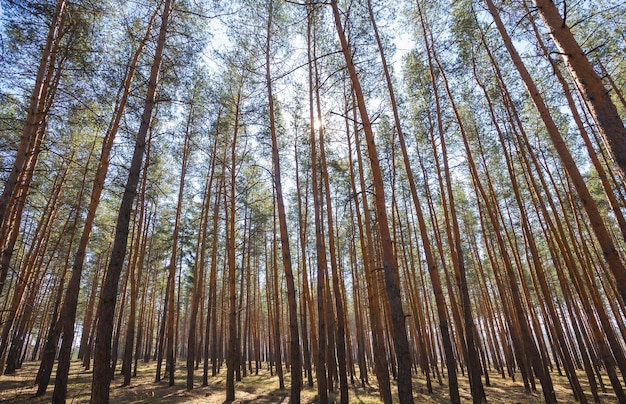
[0,0,625,403]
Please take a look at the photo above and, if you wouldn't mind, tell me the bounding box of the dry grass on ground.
[0,360,619,403]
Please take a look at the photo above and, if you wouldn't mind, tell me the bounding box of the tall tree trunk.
[155,272,169,382]
[205,159,225,384]
[312,32,348,404]
[330,2,413,402]
[121,132,153,386]
[306,5,328,402]
[165,105,192,388]
[532,0,626,177]
[90,1,173,401]
[265,2,301,401]
[346,87,392,404]
[189,138,217,390]
[225,84,243,403]
[295,139,315,389]
[270,205,284,389]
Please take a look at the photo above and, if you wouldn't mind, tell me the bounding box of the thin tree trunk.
[295,139,315,389]
[122,130,153,386]
[306,5,328,402]
[189,139,217,390]
[314,46,348,404]
[270,204,284,389]
[164,105,192,388]
[265,3,301,399]
[205,169,225,383]
[225,84,243,403]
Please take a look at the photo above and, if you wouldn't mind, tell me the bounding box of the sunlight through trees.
[1,0,625,403]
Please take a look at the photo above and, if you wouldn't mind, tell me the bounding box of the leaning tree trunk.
[524,6,626,244]
[485,0,626,313]
[0,0,67,254]
[532,0,626,178]
[35,4,160,399]
[90,1,173,402]
[330,1,413,402]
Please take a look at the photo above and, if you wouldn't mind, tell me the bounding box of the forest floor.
[0,360,619,403]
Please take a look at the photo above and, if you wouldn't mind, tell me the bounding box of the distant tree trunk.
[234,209,245,383]
[134,211,154,377]
[155,273,169,382]
[110,244,132,377]
[164,105,192,388]
[240,219,252,379]
[205,160,225,384]
[347,227,368,387]
[78,257,102,362]
[120,167,147,386]
[90,1,173,401]
[394,192,432,392]
[190,139,217,390]
[43,149,92,400]
[294,140,314,388]
[208,174,224,379]
[270,205,284,389]
[82,256,108,371]
[330,1,413,402]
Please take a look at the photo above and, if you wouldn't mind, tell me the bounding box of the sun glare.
[312,117,323,131]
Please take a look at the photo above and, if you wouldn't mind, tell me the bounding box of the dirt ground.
[0,360,619,403]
